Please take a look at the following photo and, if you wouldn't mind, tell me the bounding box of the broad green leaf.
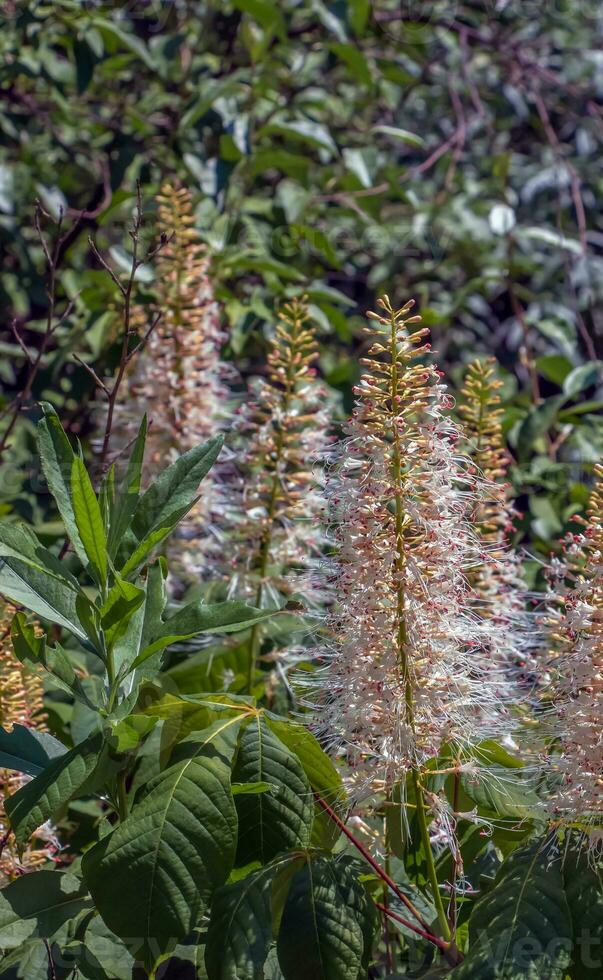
[563,848,603,978]
[0,556,86,639]
[563,361,603,397]
[130,435,223,543]
[109,713,157,753]
[459,766,542,822]
[100,574,145,650]
[107,414,147,557]
[71,457,107,583]
[266,717,346,849]
[452,838,572,979]
[83,717,242,968]
[131,601,278,669]
[36,403,87,566]
[0,724,66,777]
[6,732,102,843]
[0,871,92,949]
[231,781,274,796]
[233,717,313,865]
[205,865,277,980]
[276,857,367,980]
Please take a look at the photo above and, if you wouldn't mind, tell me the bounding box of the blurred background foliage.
[2,0,603,572]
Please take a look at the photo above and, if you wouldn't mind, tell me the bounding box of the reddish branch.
[315,793,461,965]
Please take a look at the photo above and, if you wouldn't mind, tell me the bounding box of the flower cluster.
[314,298,516,784]
[111,182,230,581]
[545,466,603,848]
[459,359,536,689]
[223,297,331,610]
[0,606,59,883]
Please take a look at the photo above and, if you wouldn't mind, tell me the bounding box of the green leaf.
[452,837,572,979]
[276,856,367,980]
[372,124,425,147]
[0,522,80,591]
[108,713,157,753]
[5,732,102,843]
[0,871,92,949]
[562,361,603,397]
[231,781,274,796]
[83,717,242,969]
[130,436,223,544]
[205,865,277,980]
[131,601,278,669]
[10,613,95,706]
[36,403,87,566]
[71,457,107,583]
[107,414,147,557]
[563,848,603,978]
[100,574,145,650]
[459,766,542,822]
[0,724,66,777]
[515,395,566,458]
[266,717,346,849]
[0,556,87,639]
[118,502,191,578]
[232,717,313,865]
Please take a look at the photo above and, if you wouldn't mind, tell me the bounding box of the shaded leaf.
[233,717,313,865]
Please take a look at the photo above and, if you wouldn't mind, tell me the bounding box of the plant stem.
[388,309,453,945]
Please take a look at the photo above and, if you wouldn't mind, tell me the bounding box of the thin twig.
[0,204,74,457]
[9,319,33,364]
[72,354,111,397]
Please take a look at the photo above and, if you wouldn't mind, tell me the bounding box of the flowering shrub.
[0,204,600,980]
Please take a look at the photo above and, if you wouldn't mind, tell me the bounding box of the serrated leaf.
[71,457,107,583]
[0,871,92,949]
[276,857,367,980]
[0,724,66,777]
[5,732,102,843]
[82,717,242,969]
[563,848,603,978]
[36,403,88,566]
[266,717,346,849]
[205,864,277,979]
[233,717,313,865]
[452,838,572,979]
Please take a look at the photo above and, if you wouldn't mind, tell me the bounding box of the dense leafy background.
[2,0,603,565]
[1,3,603,978]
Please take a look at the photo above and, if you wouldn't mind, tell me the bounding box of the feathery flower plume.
[0,606,59,883]
[227,299,329,598]
[217,298,331,688]
[110,182,230,580]
[458,359,535,688]
[316,297,514,782]
[545,466,603,850]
